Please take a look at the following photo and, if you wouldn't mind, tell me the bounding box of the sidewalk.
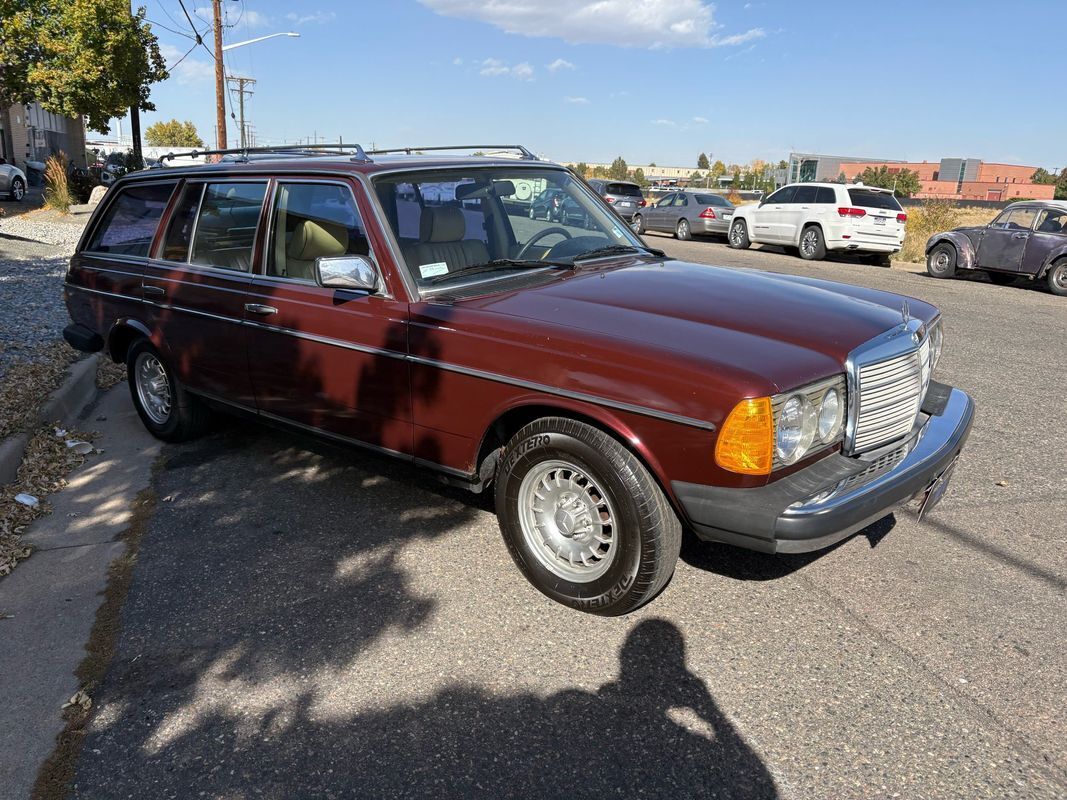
[0,386,160,799]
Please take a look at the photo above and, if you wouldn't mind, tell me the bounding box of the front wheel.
[631,214,644,235]
[495,418,681,616]
[10,177,26,202]
[675,218,692,241]
[127,340,211,442]
[1047,259,1067,297]
[798,225,826,260]
[728,219,750,249]
[926,242,957,278]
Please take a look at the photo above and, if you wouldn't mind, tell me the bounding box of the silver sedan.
[632,190,735,240]
[0,161,28,201]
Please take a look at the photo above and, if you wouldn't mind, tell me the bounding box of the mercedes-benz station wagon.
[63,144,974,615]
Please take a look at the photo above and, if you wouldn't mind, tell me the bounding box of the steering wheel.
[517,226,572,259]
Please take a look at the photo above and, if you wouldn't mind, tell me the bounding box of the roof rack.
[366,144,538,160]
[153,142,371,166]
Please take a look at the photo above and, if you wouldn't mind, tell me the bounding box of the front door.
[144,178,269,406]
[649,193,674,230]
[243,179,413,456]
[977,206,1038,273]
[753,185,796,242]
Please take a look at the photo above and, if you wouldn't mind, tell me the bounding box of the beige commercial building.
[0,102,87,169]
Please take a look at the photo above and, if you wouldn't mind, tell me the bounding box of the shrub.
[43,152,73,213]
[898,199,997,264]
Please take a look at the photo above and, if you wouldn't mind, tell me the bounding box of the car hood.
[461,259,936,394]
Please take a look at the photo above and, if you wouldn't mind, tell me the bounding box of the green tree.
[609,156,628,180]
[777,160,788,170]
[0,0,168,133]
[571,161,589,178]
[1056,170,1067,200]
[855,165,922,198]
[631,167,647,186]
[689,170,704,184]
[591,165,609,178]
[710,160,726,180]
[145,119,203,147]
[697,152,710,170]
[648,161,656,168]
[1032,168,1058,185]
[731,169,741,186]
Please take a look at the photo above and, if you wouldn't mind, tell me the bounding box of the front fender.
[1039,243,1067,277]
[926,231,976,269]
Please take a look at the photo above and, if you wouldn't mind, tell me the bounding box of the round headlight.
[775,395,817,464]
[817,388,843,443]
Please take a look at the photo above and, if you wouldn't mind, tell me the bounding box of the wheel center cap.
[553,493,590,538]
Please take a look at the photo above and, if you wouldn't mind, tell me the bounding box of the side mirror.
[315,255,379,292]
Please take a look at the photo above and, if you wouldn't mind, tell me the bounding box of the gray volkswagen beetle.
[925,200,1067,296]
[0,159,28,202]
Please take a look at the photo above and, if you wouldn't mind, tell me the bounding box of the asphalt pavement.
[60,238,1066,799]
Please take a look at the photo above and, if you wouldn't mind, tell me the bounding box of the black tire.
[986,271,1015,286]
[728,219,750,249]
[495,417,682,616]
[675,218,692,241]
[926,242,957,278]
[10,176,26,202]
[631,214,645,235]
[126,339,211,442]
[798,225,826,260]
[1047,259,1067,297]
[868,253,893,268]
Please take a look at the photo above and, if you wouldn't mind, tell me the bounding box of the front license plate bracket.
[917,455,960,521]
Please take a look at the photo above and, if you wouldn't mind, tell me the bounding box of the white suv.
[726,182,906,265]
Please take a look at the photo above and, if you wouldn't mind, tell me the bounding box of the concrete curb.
[0,354,104,485]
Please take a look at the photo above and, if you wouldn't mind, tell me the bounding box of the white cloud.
[242,10,271,28]
[160,43,214,85]
[419,0,765,49]
[692,116,708,123]
[479,58,535,80]
[651,119,676,126]
[285,11,337,25]
[452,57,464,65]
[546,58,575,72]
[565,96,589,104]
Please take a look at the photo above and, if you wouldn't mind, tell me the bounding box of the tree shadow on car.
[680,515,897,581]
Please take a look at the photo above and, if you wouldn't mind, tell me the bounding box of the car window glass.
[161,183,202,261]
[678,195,688,207]
[847,188,902,211]
[1004,208,1038,231]
[659,194,676,207]
[1035,208,1067,234]
[793,186,818,203]
[606,183,642,197]
[767,186,796,204]
[816,187,836,204]
[268,183,371,281]
[189,181,267,271]
[990,210,1013,228]
[86,182,176,256]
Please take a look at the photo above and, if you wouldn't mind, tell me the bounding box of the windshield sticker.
[611,225,625,239]
[419,262,449,278]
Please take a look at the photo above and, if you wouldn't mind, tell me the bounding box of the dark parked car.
[62,143,974,616]
[633,191,735,240]
[529,188,588,227]
[926,200,1067,296]
[586,179,646,220]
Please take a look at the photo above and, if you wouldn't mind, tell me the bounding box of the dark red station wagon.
[63,144,974,615]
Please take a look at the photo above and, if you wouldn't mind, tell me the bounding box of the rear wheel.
[10,177,25,202]
[127,340,211,442]
[1047,259,1067,297]
[868,253,893,268]
[495,417,681,616]
[798,225,826,260]
[986,271,1016,286]
[728,219,750,249]
[631,214,644,235]
[675,218,691,240]
[926,242,957,278]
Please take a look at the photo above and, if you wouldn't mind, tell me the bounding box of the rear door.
[1021,207,1067,275]
[846,187,906,245]
[243,178,412,454]
[785,185,819,244]
[977,206,1038,272]
[145,178,269,406]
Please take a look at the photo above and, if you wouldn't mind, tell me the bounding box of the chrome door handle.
[142,284,165,297]
[1012,232,1029,239]
[244,303,278,315]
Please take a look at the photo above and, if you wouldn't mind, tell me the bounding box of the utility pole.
[226,76,256,149]
[213,0,226,150]
[128,1,142,166]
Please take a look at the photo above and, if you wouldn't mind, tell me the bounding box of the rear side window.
[793,186,819,203]
[816,187,836,204]
[606,183,642,197]
[848,188,902,211]
[181,182,268,271]
[85,183,176,256]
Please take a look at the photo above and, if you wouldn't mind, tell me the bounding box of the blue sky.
[127,0,1066,169]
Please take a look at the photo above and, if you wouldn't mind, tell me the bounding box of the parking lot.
[54,236,1067,798]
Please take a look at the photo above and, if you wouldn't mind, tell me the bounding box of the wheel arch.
[926,231,975,269]
[1038,247,1067,278]
[106,318,153,363]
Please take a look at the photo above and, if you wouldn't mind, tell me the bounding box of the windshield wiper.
[426,258,574,286]
[572,244,666,263]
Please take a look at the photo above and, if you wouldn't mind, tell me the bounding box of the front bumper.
[674,384,975,554]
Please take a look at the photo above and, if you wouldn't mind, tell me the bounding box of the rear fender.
[926,231,976,270]
[1039,243,1067,277]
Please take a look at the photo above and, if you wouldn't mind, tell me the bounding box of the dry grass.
[899,200,997,264]
[43,152,73,214]
[0,343,79,439]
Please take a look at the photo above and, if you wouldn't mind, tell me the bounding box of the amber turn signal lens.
[715,397,774,475]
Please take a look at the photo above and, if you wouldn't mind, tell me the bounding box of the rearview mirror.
[315,255,379,292]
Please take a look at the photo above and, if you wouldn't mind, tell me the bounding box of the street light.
[222,31,300,52]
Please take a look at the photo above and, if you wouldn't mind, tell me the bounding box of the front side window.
[766,186,797,204]
[268,183,371,281]
[992,207,1038,230]
[658,194,677,207]
[188,182,268,271]
[374,167,651,292]
[86,182,177,256]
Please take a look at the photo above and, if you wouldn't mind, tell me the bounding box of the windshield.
[373,167,651,292]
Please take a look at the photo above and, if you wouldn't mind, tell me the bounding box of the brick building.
[0,102,87,170]
[837,157,1053,202]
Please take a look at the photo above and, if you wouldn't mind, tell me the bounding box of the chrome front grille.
[851,337,930,454]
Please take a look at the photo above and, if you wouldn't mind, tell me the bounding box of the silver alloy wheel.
[12,179,24,201]
[134,352,172,425]
[678,219,689,238]
[518,459,617,582]
[729,221,744,245]
[631,215,642,233]
[801,228,819,257]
